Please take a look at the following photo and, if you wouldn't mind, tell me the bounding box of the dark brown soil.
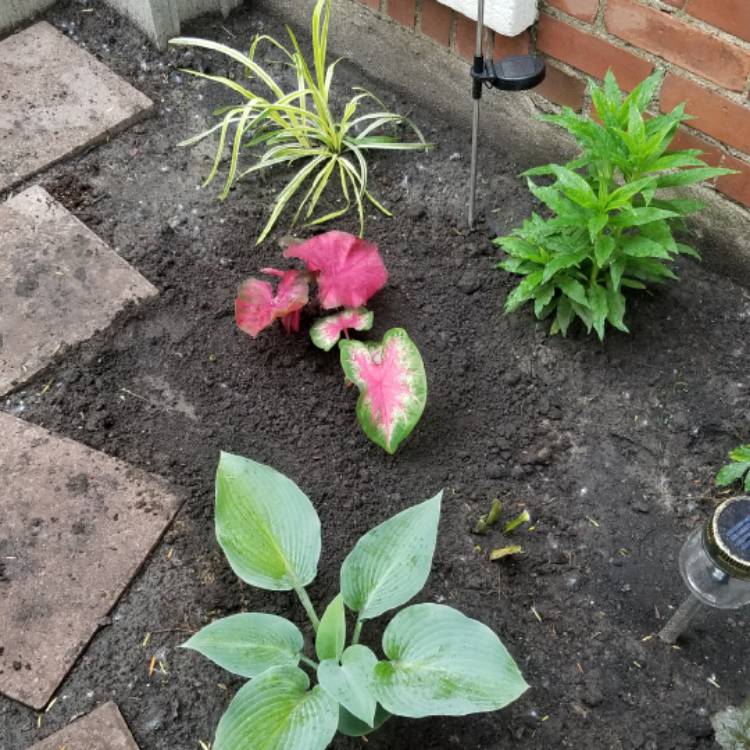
[2,2,749,749]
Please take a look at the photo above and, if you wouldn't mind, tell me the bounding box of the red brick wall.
[355,0,750,211]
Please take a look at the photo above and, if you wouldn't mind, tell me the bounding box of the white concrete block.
[104,0,244,49]
[0,0,56,34]
[436,0,538,37]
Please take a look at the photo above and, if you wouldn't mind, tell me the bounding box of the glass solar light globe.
[660,496,750,643]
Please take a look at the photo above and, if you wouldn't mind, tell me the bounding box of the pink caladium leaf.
[235,269,309,338]
[284,231,388,310]
[309,308,375,352]
[339,328,427,454]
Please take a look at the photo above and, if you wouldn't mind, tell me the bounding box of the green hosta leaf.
[215,452,321,591]
[341,492,442,621]
[716,461,750,487]
[594,235,616,267]
[620,236,672,259]
[505,270,544,312]
[337,704,391,737]
[316,594,346,662]
[182,613,303,678]
[588,283,608,341]
[340,328,427,454]
[310,308,374,351]
[318,645,378,726]
[213,666,338,750]
[372,603,528,718]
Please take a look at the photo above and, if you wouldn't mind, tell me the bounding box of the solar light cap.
[704,496,750,581]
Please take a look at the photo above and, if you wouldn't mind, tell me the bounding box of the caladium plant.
[183,453,528,749]
[340,328,427,454]
[234,231,428,453]
[309,307,374,351]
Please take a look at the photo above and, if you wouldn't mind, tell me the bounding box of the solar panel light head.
[680,497,750,610]
[471,54,546,94]
[658,497,750,644]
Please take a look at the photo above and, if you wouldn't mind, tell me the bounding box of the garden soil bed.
[2,2,750,749]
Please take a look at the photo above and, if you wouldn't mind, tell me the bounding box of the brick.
[605,0,750,92]
[455,12,478,60]
[0,186,158,396]
[544,0,599,23]
[0,412,181,708]
[420,0,453,46]
[494,30,530,58]
[0,22,152,192]
[686,0,750,44]
[388,0,416,27]
[535,63,588,111]
[717,154,750,208]
[536,14,653,90]
[28,703,139,750]
[668,127,722,168]
[661,74,750,156]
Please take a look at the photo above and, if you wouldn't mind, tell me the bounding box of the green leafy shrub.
[171,0,428,244]
[716,444,750,492]
[495,70,735,339]
[183,453,527,749]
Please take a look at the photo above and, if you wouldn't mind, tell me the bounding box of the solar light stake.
[467,0,546,229]
[659,496,750,644]
[468,0,485,230]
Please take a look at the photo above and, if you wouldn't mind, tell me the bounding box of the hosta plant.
[171,0,428,243]
[183,453,528,749]
[716,444,750,492]
[496,69,735,339]
[235,231,427,453]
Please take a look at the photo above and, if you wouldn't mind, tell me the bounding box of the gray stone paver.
[0,21,153,191]
[0,413,181,709]
[0,185,157,395]
[26,702,140,749]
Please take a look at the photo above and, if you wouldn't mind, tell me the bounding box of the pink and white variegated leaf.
[235,269,309,338]
[284,231,388,310]
[310,308,375,352]
[339,328,427,454]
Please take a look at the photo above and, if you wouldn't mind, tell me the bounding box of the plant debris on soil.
[1,2,749,749]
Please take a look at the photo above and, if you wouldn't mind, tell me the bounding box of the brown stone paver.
[0,413,182,709]
[0,21,153,191]
[26,702,140,749]
[0,186,157,395]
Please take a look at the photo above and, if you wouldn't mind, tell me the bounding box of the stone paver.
[0,21,153,191]
[0,413,181,709]
[27,702,140,749]
[0,186,157,395]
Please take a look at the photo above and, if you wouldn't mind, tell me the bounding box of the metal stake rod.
[468,0,485,229]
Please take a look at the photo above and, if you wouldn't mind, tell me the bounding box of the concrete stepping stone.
[0,413,182,709]
[0,185,157,396]
[0,21,153,192]
[26,701,140,749]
